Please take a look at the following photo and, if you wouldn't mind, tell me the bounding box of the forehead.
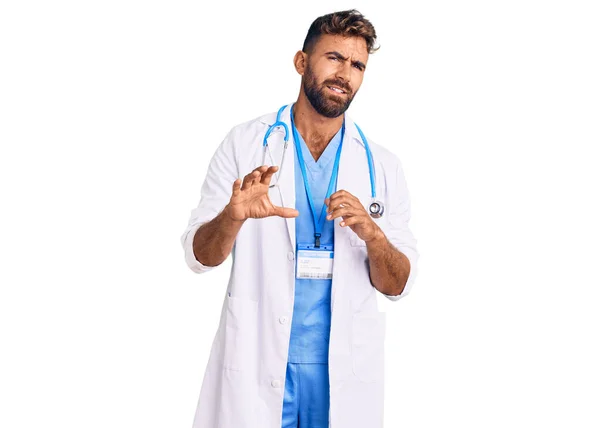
[311,34,369,62]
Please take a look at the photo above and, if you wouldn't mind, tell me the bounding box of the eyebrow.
[325,51,366,70]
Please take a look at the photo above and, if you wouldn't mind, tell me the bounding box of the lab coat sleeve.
[180,129,239,274]
[381,158,419,301]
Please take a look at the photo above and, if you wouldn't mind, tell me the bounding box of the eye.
[329,56,339,61]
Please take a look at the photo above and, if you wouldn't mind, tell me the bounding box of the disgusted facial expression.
[300,34,369,118]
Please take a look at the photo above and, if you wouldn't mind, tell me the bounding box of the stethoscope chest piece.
[369,200,385,218]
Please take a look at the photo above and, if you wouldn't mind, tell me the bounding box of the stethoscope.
[262,104,385,218]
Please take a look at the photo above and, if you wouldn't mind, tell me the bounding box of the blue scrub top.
[287,126,343,364]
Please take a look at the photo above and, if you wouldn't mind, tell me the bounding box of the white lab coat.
[180,103,419,428]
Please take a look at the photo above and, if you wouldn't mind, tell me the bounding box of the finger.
[240,171,258,190]
[340,216,363,227]
[324,192,344,206]
[328,189,360,205]
[272,206,300,218]
[250,172,262,187]
[328,189,358,202]
[241,167,264,191]
[327,192,351,206]
[251,165,270,187]
[326,196,358,213]
[327,206,360,220]
[327,206,356,220]
[328,189,345,199]
[259,165,279,185]
[231,178,242,195]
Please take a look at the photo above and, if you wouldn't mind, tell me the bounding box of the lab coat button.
[271,379,281,388]
[279,316,287,324]
[287,252,294,261]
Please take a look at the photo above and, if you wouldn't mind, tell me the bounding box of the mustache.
[323,79,352,94]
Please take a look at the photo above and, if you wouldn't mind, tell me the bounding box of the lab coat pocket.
[351,311,386,383]
[223,295,259,371]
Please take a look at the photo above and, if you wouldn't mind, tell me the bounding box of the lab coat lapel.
[265,104,296,250]
[332,114,372,312]
[336,114,373,210]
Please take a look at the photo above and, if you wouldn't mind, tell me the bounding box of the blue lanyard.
[290,106,345,248]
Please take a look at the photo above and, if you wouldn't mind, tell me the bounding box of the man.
[180,9,418,428]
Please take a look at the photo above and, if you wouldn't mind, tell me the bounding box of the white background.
[1,0,599,427]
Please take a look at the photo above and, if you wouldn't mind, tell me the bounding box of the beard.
[302,63,356,118]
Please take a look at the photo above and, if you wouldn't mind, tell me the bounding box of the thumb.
[273,206,300,218]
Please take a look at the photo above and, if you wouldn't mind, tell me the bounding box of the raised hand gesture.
[225,165,299,221]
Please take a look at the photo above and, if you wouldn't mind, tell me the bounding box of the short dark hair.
[302,9,379,55]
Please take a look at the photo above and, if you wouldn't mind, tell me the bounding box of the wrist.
[365,226,386,246]
[223,203,246,224]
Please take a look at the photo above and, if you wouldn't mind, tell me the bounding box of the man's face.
[302,34,369,118]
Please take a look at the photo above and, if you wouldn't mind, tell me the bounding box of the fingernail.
[340,221,345,226]
[326,214,331,219]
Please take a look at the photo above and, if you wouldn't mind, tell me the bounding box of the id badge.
[296,244,334,279]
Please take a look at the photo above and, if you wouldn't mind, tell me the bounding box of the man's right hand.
[225,165,300,222]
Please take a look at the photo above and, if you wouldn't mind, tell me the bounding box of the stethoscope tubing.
[262,104,384,218]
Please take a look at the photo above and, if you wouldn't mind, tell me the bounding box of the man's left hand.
[325,189,383,243]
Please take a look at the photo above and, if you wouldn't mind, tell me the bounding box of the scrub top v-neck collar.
[294,123,344,173]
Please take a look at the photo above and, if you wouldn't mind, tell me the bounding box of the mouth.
[326,85,347,95]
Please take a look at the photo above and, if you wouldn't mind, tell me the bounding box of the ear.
[293,50,306,75]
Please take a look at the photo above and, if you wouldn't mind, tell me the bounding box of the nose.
[335,61,352,86]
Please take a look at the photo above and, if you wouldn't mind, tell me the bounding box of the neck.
[292,94,344,151]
